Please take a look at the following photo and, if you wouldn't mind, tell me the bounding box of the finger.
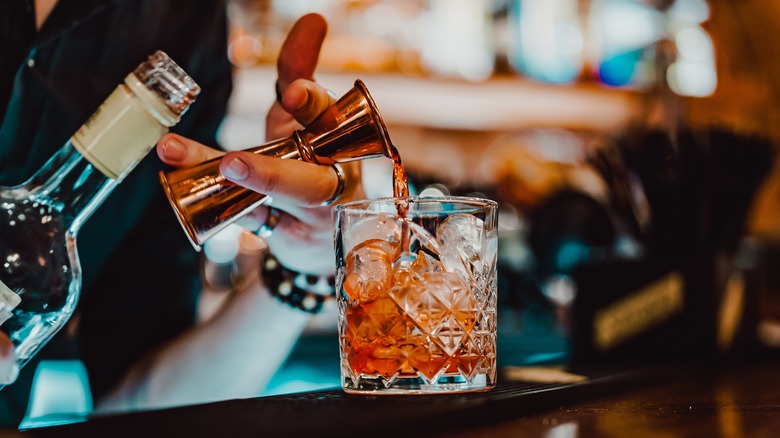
[0,331,17,384]
[236,206,334,275]
[269,79,337,141]
[253,162,363,223]
[0,331,12,360]
[236,204,329,239]
[219,151,340,207]
[276,13,327,94]
[233,190,325,229]
[281,79,337,127]
[240,162,363,225]
[156,133,223,168]
[265,103,302,141]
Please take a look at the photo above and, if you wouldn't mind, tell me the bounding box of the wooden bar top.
[447,360,780,438]
[18,357,780,438]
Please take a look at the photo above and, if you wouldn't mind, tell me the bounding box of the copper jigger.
[159,79,393,251]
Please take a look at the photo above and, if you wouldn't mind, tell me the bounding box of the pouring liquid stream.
[389,144,414,265]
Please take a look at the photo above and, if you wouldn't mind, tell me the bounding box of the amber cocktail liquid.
[334,169,498,394]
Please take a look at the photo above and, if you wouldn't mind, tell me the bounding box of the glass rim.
[333,195,498,214]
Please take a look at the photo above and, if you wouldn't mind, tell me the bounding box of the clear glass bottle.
[0,51,200,387]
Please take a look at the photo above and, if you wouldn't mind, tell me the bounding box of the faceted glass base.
[342,373,494,395]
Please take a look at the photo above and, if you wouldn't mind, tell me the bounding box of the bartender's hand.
[156,13,363,274]
[0,331,18,385]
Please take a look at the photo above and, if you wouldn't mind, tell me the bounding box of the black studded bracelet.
[260,251,336,314]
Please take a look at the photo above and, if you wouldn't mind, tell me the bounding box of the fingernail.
[162,137,186,162]
[0,332,11,359]
[222,157,249,181]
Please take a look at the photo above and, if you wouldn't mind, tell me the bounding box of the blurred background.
[202,0,780,394]
[23,0,780,427]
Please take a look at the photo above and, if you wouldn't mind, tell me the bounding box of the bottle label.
[593,272,684,351]
[72,85,168,181]
[0,280,21,326]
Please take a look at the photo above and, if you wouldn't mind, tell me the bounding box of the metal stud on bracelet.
[260,251,336,314]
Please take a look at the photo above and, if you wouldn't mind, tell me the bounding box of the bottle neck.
[23,78,177,234]
[71,79,171,180]
[24,140,116,234]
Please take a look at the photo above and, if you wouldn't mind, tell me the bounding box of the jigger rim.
[158,170,204,251]
[353,79,394,157]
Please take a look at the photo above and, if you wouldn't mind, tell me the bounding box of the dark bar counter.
[14,358,780,438]
[19,372,642,438]
[445,359,780,438]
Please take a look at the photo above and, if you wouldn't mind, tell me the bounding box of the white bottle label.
[0,280,21,326]
[71,84,168,181]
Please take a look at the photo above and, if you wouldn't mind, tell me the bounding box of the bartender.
[1,2,353,426]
